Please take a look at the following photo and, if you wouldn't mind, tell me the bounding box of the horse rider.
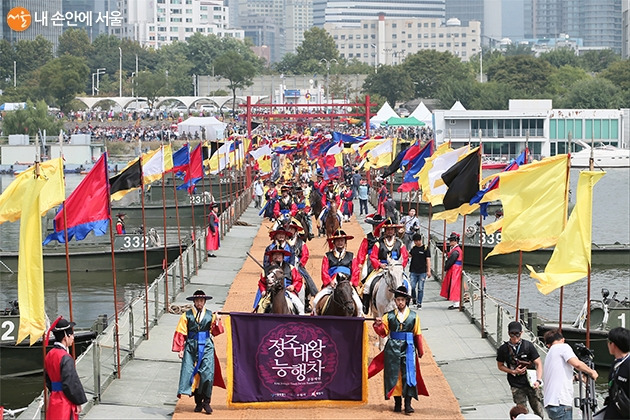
[255,245,305,314]
[293,185,313,238]
[317,182,343,230]
[312,229,363,315]
[262,181,278,220]
[273,185,298,219]
[357,214,384,279]
[376,181,388,216]
[370,285,429,414]
[263,227,294,267]
[361,219,410,314]
[286,219,317,313]
[313,171,327,195]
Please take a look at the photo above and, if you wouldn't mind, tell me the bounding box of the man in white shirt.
[542,329,598,420]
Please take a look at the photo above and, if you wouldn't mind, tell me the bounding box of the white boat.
[571,140,630,168]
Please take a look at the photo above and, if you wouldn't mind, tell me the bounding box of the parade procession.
[1,97,628,420]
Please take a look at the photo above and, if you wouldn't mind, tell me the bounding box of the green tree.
[539,47,579,68]
[502,43,534,56]
[402,50,472,99]
[156,42,194,96]
[486,55,552,95]
[546,65,590,96]
[599,60,630,93]
[274,53,300,75]
[86,34,121,85]
[0,100,63,135]
[136,70,169,108]
[363,65,414,107]
[0,39,15,86]
[213,51,258,114]
[294,27,340,74]
[578,49,619,73]
[38,55,90,111]
[57,28,93,58]
[435,78,480,109]
[470,82,515,110]
[559,78,621,109]
[14,35,54,78]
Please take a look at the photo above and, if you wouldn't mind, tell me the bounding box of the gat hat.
[327,229,354,243]
[365,213,384,226]
[186,289,213,301]
[264,245,292,257]
[382,218,404,230]
[280,185,292,192]
[209,201,219,208]
[115,212,126,217]
[287,218,304,232]
[391,285,412,299]
[508,321,523,334]
[269,227,293,239]
[448,232,460,242]
[53,318,76,333]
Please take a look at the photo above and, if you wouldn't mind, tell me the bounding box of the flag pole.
[139,153,150,340]
[216,139,223,220]
[59,150,76,358]
[171,165,184,291]
[477,134,486,337]
[559,132,572,331]
[200,142,208,263]
[160,145,169,310]
[459,214,466,311]
[516,250,522,321]
[586,130,594,348]
[441,220,447,279]
[105,152,122,378]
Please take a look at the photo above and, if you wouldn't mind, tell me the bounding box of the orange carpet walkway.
[173,214,462,419]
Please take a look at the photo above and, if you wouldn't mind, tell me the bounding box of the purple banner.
[227,313,367,406]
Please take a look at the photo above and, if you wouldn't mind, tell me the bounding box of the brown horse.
[255,266,295,314]
[315,276,358,316]
[324,201,341,239]
[310,188,323,226]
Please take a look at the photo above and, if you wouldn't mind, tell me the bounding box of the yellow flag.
[528,171,605,295]
[0,158,65,345]
[486,155,569,258]
[163,143,174,172]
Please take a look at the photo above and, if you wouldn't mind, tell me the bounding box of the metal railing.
[19,186,253,419]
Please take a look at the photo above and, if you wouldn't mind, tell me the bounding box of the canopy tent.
[450,100,467,111]
[370,102,399,125]
[382,116,425,127]
[408,101,433,127]
[177,116,226,140]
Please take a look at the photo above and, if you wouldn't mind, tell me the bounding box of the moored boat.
[0,311,100,378]
[571,140,630,168]
[459,226,630,268]
[537,289,630,367]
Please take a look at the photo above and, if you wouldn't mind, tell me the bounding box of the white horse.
[370,258,405,349]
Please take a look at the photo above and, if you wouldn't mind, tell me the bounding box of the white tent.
[177,116,226,140]
[409,101,433,127]
[370,102,399,125]
[450,100,467,111]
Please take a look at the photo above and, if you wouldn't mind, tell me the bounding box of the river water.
[0,169,628,409]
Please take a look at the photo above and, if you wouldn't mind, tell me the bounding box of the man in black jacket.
[496,321,544,419]
[603,327,630,419]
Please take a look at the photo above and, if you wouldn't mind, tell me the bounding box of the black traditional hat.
[391,285,412,299]
[264,245,292,257]
[327,228,354,242]
[269,227,293,239]
[186,289,213,301]
[448,232,460,242]
[53,318,76,332]
[381,218,404,230]
[115,212,126,217]
[365,213,384,226]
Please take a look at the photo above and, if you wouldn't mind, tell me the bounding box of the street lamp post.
[118,47,122,97]
[319,58,338,102]
[370,44,377,72]
[92,68,106,96]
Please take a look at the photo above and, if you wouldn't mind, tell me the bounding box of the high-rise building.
[2,0,63,49]
[623,0,629,59]
[62,0,113,40]
[237,0,311,59]
[116,0,244,48]
[325,15,481,65]
[313,0,446,28]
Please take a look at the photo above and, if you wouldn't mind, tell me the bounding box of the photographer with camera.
[543,329,599,420]
[497,321,545,419]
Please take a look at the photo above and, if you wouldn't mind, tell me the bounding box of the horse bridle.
[331,278,354,309]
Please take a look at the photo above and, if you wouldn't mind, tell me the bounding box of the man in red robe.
[440,232,463,310]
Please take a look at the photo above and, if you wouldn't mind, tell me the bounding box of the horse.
[310,188,323,227]
[369,258,406,349]
[294,210,313,241]
[255,266,297,315]
[324,201,341,238]
[315,275,358,317]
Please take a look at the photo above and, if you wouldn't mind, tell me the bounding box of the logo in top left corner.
[7,7,32,32]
